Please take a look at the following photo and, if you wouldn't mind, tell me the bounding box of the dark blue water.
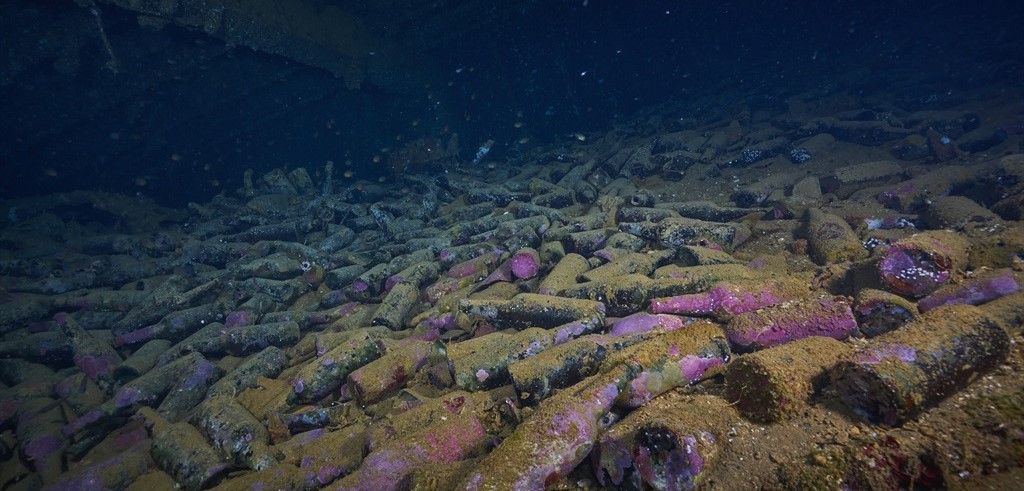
[1,0,1020,206]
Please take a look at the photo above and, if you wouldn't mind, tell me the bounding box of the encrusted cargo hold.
[1,14,1023,487]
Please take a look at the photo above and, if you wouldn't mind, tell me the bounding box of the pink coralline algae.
[419,312,457,331]
[621,356,725,407]
[917,270,1019,313]
[437,248,456,263]
[62,408,103,437]
[114,387,143,408]
[334,413,486,490]
[350,279,369,293]
[448,252,498,279]
[224,310,252,328]
[877,231,968,298]
[74,353,118,381]
[460,370,629,490]
[679,355,723,381]
[609,312,687,337]
[511,248,541,279]
[475,369,489,383]
[446,260,480,279]
[634,430,712,491]
[552,317,603,344]
[651,283,785,317]
[425,278,460,305]
[383,274,403,292]
[110,327,150,347]
[878,248,951,297]
[724,296,858,351]
[22,434,64,463]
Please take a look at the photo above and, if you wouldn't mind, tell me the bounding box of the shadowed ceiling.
[0,0,536,205]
